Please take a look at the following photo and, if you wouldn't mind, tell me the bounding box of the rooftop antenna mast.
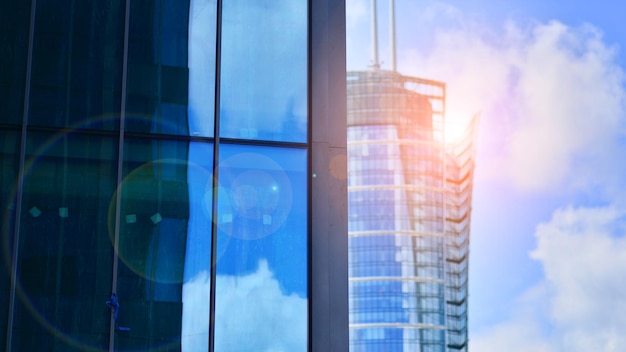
[389,0,396,72]
[369,0,380,69]
[369,0,397,71]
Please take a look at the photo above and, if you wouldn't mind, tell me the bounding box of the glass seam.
[208,0,223,350]
[109,0,131,349]
[5,0,37,349]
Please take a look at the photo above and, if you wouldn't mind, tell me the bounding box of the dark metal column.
[311,0,348,350]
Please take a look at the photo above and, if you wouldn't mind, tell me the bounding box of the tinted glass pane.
[28,0,124,130]
[188,0,217,137]
[126,0,217,137]
[116,138,213,351]
[214,145,307,351]
[0,1,30,125]
[0,130,20,348]
[220,0,307,142]
[12,132,117,351]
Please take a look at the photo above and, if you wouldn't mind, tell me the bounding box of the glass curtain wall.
[347,70,476,352]
[0,0,309,351]
[443,117,477,352]
[347,71,448,352]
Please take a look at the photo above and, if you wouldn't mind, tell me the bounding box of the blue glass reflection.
[181,142,214,351]
[220,0,307,142]
[214,144,307,351]
[187,0,217,137]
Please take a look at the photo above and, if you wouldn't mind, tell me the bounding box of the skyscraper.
[0,0,347,351]
[347,2,477,351]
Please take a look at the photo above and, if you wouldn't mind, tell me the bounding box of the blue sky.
[347,1,626,350]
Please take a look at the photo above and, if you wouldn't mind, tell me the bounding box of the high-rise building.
[347,2,477,351]
[0,0,347,351]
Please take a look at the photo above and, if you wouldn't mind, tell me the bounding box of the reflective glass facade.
[347,70,476,352]
[1,0,348,351]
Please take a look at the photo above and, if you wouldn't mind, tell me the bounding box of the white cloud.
[182,260,307,352]
[398,9,626,194]
[510,23,625,192]
[531,205,626,350]
[346,0,371,70]
[472,205,626,351]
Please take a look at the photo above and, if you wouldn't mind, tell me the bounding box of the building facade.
[347,70,476,351]
[0,0,347,351]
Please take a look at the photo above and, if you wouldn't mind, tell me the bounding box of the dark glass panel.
[27,0,124,130]
[125,0,188,135]
[0,130,20,349]
[214,144,307,351]
[219,0,307,143]
[0,0,31,125]
[12,132,117,351]
[125,0,216,137]
[115,138,213,351]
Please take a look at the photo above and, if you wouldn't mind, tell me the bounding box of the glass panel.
[220,0,307,142]
[12,132,117,351]
[181,142,214,351]
[115,138,213,351]
[0,1,31,125]
[214,144,307,351]
[188,0,217,137]
[0,130,20,348]
[125,0,217,137]
[28,0,124,130]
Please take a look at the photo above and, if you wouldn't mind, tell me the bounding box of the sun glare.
[445,113,473,145]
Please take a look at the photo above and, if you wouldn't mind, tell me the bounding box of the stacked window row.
[1,133,308,350]
[350,328,445,352]
[2,0,307,142]
[0,0,308,350]
[350,281,444,325]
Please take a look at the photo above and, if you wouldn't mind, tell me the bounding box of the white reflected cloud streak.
[188,0,217,137]
[182,260,307,352]
[182,271,211,351]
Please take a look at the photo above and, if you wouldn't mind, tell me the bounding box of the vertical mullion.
[306,0,312,351]
[208,0,223,351]
[109,0,131,349]
[441,85,448,351]
[5,0,37,349]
